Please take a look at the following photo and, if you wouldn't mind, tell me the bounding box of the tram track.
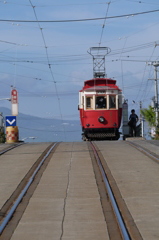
[0,142,25,156]
[0,140,152,239]
[88,141,143,240]
[0,142,58,239]
[126,140,159,164]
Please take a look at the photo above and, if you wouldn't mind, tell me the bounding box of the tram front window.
[96,96,106,109]
[109,95,116,108]
[86,97,93,109]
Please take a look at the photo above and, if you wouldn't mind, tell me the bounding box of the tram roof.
[81,78,121,91]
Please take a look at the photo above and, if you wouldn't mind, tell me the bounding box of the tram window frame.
[95,96,107,109]
[82,96,84,107]
[109,95,116,109]
[86,96,93,109]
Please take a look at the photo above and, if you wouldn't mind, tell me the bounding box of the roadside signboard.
[5,116,16,127]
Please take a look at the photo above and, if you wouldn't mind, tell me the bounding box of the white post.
[141,117,145,138]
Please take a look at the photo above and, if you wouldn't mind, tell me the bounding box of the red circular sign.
[11,89,18,104]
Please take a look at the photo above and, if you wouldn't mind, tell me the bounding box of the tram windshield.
[86,96,93,109]
[96,96,106,109]
[109,95,116,108]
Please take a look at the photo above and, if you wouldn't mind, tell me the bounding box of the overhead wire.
[0,59,152,86]
[1,1,159,118]
[109,41,159,56]
[119,37,128,97]
[0,1,108,7]
[140,47,158,103]
[118,44,158,108]
[28,0,67,140]
[125,0,159,6]
[1,19,159,49]
[34,2,109,8]
[120,60,125,96]
[94,0,158,100]
[0,39,158,75]
[0,8,159,22]
[133,45,157,103]
[98,1,111,47]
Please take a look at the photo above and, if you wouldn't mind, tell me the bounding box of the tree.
[141,105,159,139]
[140,106,156,127]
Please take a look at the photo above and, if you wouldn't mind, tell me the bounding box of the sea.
[0,107,151,143]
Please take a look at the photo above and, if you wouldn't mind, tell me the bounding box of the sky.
[0,0,159,124]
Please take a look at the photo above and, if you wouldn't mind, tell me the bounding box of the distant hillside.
[0,107,150,142]
[0,107,82,142]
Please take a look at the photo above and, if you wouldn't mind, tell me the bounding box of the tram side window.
[86,97,93,109]
[96,96,106,109]
[109,95,116,109]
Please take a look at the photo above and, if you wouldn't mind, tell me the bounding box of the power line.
[0,9,159,22]
[109,41,159,56]
[124,0,159,6]
[118,37,128,97]
[35,2,110,7]
[29,0,67,140]
[98,1,111,46]
[138,47,156,101]
[0,1,108,7]
[134,46,157,102]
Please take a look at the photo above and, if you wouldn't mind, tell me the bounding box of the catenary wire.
[133,45,157,103]
[0,9,158,22]
[0,39,157,65]
[98,1,111,47]
[0,1,109,7]
[28,0,67,140]
[118,37,128,97]
[139,47,157,102]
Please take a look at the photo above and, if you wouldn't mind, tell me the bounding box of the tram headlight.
[98,116,105,123]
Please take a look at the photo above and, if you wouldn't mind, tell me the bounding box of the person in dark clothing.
[129,109,139,137]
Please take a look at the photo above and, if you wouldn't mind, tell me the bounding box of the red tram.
[78,78,122,140]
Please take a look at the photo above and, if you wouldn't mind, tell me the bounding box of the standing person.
[129,109,139,137]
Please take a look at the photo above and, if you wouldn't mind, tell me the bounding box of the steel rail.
[126,140,159,164]
[0,142,25,156]
[90,142,130,240]
[0,142,57,234]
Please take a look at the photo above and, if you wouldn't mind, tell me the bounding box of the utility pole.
[148,61,159,127]
[153,62,159,127]
[139,101,142,124]
[139,100,145,137]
